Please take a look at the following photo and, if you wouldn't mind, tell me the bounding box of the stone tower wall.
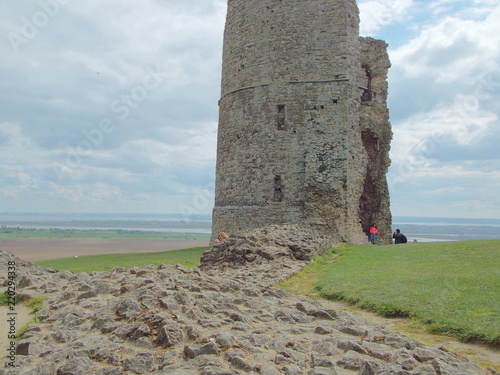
[212,0,392,244]
[357,37,393,242]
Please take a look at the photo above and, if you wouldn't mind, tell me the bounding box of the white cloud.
[391,3,500,83]
[1,0,499,218]
[0,0,223,213]
[0,123,52,168]
[384,1,500,218]
[389,96,497,192]
[358,0,414,35]
[424,186,466,195]
[392,94,496,155]
[389,162,500,218]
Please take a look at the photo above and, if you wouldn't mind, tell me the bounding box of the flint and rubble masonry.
[212,0,393,245]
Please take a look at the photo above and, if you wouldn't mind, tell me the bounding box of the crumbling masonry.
[212,0,392,244]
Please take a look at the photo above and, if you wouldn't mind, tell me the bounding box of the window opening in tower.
[274,175,283,202]
[277,104,286,130]
[361,65,373,102]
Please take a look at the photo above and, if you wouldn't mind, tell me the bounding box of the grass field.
[279,240,500,346]
[0,228,209,240]
[34,247,210,273]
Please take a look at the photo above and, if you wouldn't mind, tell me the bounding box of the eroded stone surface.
[0,228,486,374]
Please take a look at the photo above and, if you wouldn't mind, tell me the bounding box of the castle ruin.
[212,0,392,244]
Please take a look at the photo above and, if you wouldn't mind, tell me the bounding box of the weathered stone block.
[122,352,154,374]
[157,322,184,347]
[56,357,95,375]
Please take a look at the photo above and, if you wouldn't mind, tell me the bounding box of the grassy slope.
[34,247,210,273]
[280,240,500,346]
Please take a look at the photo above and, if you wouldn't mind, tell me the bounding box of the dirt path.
[321,298,500,373]
[0,238,209,261]
[0,304,33,365]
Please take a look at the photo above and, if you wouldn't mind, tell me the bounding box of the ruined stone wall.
[212,0,392,244]
[357,37,393,244]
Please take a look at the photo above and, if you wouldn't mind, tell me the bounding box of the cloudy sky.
[0,0,499,219]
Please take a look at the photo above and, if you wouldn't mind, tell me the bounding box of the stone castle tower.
[212,0,393,244]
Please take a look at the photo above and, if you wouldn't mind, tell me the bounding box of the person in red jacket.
[369,224,378,244]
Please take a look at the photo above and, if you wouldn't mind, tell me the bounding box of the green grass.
[0,228,209,240]
[34,247,210,273]
[0,294,45,338]
[16,296,45,339]
[25,296,45,313]
[279,240,500,346]
[0,291,11,305]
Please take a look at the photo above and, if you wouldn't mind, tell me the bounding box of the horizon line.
[0,212,499,222]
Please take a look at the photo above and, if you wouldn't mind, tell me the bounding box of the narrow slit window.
[274,175,283,202]
[277,104,286,130]
[361,65,372,102]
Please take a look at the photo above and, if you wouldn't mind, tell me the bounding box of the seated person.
[393,229,407,244]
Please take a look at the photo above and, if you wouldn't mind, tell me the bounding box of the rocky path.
[0,226,493,374]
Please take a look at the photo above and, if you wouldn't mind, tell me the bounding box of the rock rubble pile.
[1,225,486,374]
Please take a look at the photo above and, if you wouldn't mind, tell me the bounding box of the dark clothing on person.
[393,229,407,244]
